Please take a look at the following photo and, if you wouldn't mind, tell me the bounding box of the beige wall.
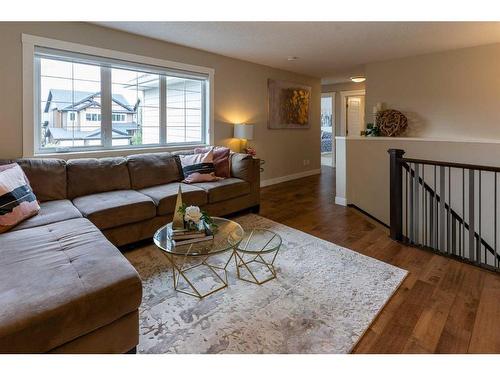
[0,22,321,182]
[321,81,365,136]
[365,43,500,139]
[343,43,500,225]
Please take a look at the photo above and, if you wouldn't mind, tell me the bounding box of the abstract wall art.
[268,79,312,129]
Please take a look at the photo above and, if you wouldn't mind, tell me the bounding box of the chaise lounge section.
[0,151,260,353]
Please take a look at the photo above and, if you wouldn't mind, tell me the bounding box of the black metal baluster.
[425,175,428,247]
[445,167,451,253]
[405,167,408,241]
[479,171,482,264]
[462,168,465,260]
[479,171,483,265]
[422,164,426,247]
[439,166,446,253]
[415,163,420,245]
[476,237,481,264]
[409,164,414,243]
[434,165,438,249]
[429,185,434,249]
[469,169,475,263]
[458,220,462,258]
[452,215,457,255]
[495,172,498,270]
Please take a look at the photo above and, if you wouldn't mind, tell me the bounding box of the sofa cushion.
[0,218,142,353]
[126,152,183,189]
[11,199,82,231]
[7,158,67,202]
[139,182,207,216]
[193,178,251,203]
[67,157,131,199]
[230,153,254,181]
[72,190,156,230]
[172,150,195,156]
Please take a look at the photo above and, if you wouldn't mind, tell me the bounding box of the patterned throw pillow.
[180,149,215,177]
[0,163,40,233]
[194,146,231,178]
[179,150,219,183]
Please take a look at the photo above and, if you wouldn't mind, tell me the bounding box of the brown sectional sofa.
[0,151,260,353]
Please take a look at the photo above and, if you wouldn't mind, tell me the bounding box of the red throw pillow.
[194,146,230,178]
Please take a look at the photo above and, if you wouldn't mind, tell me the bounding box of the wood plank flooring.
[259,165,500,353]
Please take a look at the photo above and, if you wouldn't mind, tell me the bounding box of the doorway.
[320,92,335,167]
[340,90,366,137]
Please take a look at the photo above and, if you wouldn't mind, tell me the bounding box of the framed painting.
[267,79,312,129]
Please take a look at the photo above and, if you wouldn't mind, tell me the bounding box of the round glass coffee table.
[154,217,244,299]
[234,229,282,285]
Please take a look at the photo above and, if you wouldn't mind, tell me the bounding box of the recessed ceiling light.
[350,76,366,83]
[287,56,299,61]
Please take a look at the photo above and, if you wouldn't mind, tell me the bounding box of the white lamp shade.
[234,123,254,140]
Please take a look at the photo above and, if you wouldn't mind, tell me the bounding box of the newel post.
[388,149,405,241]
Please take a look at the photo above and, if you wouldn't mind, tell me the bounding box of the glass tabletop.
[236,229,282,254]
[154,217,244,256]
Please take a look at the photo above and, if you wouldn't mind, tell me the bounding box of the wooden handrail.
[402,157,500,173]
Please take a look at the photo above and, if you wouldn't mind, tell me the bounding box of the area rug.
[125,214,408,354]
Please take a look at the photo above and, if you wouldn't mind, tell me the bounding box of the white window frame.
[22,34,215,157]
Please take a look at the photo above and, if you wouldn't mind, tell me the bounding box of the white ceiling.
[95,22,500,83]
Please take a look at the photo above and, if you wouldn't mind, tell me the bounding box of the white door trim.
[340,89,366,137]
[321,92,335,166]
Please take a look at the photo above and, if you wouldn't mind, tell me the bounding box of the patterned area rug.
[125,214,407,354]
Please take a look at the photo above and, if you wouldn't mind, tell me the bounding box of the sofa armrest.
[230,153,260,208]
[230,153,260,183]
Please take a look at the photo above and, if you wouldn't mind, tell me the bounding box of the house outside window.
[24,35,213,155]
[112,113,126,122]
[85,113,102,122]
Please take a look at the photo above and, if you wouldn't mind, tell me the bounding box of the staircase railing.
[389,149,500,272]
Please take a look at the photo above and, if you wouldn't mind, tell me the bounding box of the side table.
[233,228,282,285]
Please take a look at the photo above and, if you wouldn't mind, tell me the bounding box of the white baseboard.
[260,169,321,187]
[335,196,347,206]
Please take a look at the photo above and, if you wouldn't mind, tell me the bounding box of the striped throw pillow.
[194,146,231,178]
[0,163,40,233]
[179,150,216,177]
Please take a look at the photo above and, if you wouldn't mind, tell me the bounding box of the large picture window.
[32,45,210,154]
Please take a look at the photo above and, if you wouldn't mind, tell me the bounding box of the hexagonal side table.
[233,228,282,285]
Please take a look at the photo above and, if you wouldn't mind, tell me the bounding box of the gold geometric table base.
[157,225,282,298]
[162,252,233,299]
[233,249,280,285]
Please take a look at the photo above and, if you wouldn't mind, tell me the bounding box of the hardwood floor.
[259,165,500,353]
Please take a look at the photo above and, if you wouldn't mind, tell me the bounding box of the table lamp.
[233,123,254,152]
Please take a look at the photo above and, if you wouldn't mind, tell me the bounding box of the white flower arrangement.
[178,204,216,230]
[184,205,202,224]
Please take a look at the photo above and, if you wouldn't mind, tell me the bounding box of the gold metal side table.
[233,229,282,285]
[153,217,244,299]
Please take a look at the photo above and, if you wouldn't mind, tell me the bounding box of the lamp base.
[239,139,248,153]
